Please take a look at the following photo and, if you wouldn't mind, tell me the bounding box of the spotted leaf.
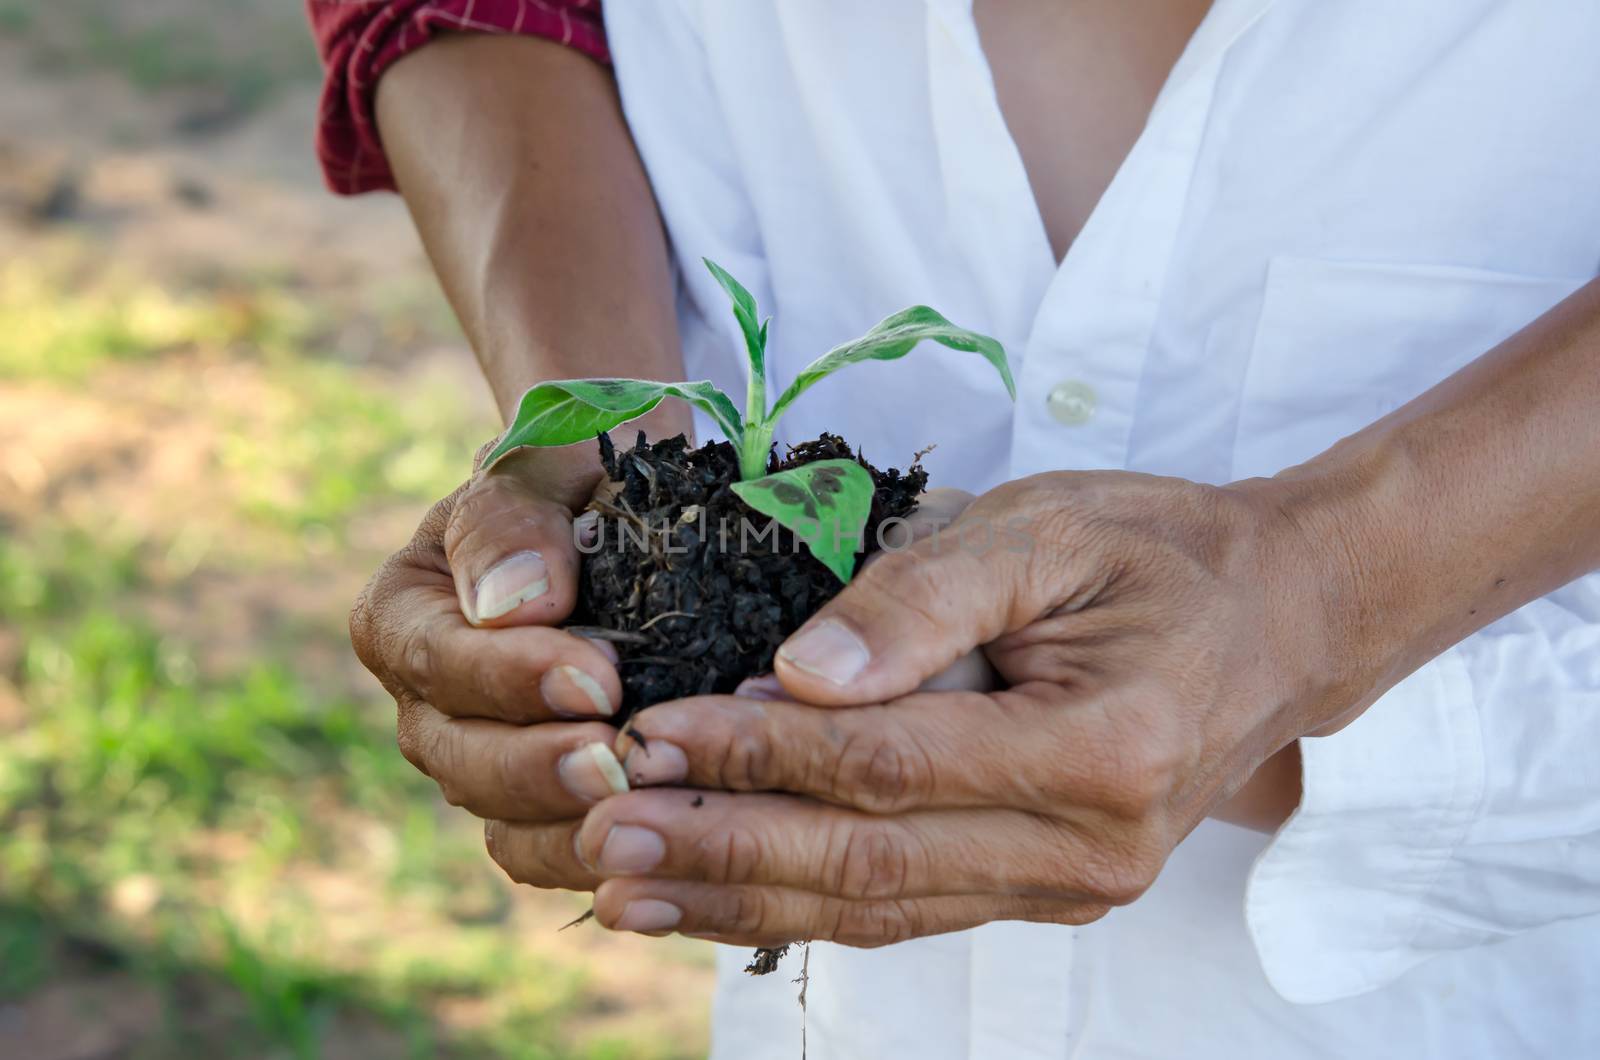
[730,459,875,583]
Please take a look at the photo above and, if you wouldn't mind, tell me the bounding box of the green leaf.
[703,258,766,384]
[730,459,875,584]
[484,378,743,469]
[770,305,1014,420]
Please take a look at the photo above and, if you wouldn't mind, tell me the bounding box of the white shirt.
[601,1,1600,1056]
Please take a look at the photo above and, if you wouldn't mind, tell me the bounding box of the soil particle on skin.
[573,432,925,721]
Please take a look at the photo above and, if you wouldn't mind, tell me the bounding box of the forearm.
[375,32,686,428]
[1257,276,1600,734]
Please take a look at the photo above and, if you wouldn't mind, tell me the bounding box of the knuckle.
[831,823,912,901]
[1090,738,1179,819]
[442,478,505,556]
[494,840,538,886]
[834,726,931,814]
[1080,843,1164,906]
[363,578,439,695]
[861,550,950,632]
[349,568,408,682]
[421,725,469,806]
[372,626,409,691]
[348,583,376,652]
[706,886,768,937]
[484,824,572,890]
[422,478,469,537]
[1107,770,1167,819]
[716,721,777,792]
[396,620,435,694]
[495,738,542,812]
[471,438,500,473]
[446,475,566,566]
[698,827,766,886]
[393,705,430,775]
[395,727,422,771]
[831,898,919,948]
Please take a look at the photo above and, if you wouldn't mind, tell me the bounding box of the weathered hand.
[350,440,646,895]
[536,471,1333,943]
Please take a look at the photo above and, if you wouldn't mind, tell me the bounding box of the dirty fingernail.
[574,510,600,548]
[778,619,870,685]
[624,740,688,786]
[613,899,682,934]
[558,743,629,803]
[598,825,666,874]
[473,551,548,623]
[543,665,614,717]
[734,674,788,701]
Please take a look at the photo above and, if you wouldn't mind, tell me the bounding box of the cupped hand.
[533,471,1334,944]
[350,437,650,895]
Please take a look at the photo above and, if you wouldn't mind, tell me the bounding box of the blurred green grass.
[1,0,319,116]
[0,245,712,1057]
[1,2,717,1049]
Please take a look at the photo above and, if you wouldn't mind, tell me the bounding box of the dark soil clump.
[570,432,926,721]
[744,944,790,976]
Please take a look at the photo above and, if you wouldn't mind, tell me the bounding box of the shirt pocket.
[1231,257,1591,481]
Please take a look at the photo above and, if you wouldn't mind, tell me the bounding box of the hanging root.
[795,942,811,1060]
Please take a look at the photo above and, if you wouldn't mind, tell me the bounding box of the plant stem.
[740,344,771,480]
[739,420,775,480]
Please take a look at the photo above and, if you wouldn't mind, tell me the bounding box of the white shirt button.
[1046,380,1097,426]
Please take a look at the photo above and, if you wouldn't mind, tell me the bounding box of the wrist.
[1212,741,1302,833]
[1224,441,1408,740]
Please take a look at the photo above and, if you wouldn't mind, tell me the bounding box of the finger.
[772,495,1035,706]
[575,789,1129,905]
[397,699,630,821]
[379,572,623,722]
[483,819,601,896]
[590,878,1106,946]
[445,450,589,628]
[615,691,1056,814]
[484,818,599,892]
[620,685,1189,832]
[734,647,992,702]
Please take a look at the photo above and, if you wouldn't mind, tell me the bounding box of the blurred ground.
[0,2,715,1056]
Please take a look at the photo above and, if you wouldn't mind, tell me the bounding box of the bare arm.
[1267,276,1600,737]
[376,32,688,436]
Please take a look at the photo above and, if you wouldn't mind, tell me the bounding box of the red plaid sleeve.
[306,0,610,195]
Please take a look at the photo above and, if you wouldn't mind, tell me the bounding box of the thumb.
[445,448,597,628]
[773,496,1026,706]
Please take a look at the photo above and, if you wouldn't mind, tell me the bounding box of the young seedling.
[484,259,1014,582]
